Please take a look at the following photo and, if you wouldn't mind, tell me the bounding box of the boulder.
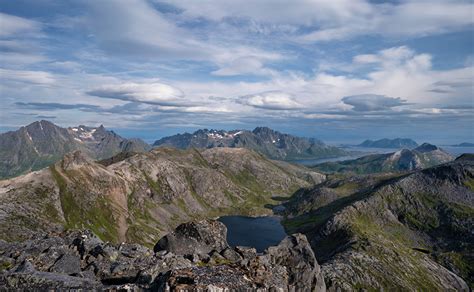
[153,220,228,255]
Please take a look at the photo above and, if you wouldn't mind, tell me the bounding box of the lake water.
[218,216,287,253]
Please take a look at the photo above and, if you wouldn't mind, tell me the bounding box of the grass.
[50,165,119,242]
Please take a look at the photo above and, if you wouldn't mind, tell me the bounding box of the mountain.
[0,120,150,179]
[0,221,325,290]
[358,138,418,148]
[313,143,454,174]
[281,156,474,290]
[451,142,474,147]
[0,147,324,247]
[153,126,347,160]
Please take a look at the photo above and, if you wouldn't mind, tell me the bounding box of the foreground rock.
[0,220,326,291]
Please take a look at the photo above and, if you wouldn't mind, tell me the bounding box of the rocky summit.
[0,121,150,179]
[153,126,347,160]
[0,220,326,291]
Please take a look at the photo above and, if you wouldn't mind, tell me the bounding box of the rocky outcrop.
[0,221,326,291]
[154,220,229,255]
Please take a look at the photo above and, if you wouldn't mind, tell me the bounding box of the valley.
[0,121,472,291]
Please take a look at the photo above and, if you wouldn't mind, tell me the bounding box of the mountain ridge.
[153,126,347,160]
[358,138,418,148]
[313,143,454,174]
[0,120,150,179]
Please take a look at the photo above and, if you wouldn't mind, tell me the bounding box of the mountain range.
[153,127,347,160]
[0,120,150,179]
[313,143,454,174]
[358,138,418,148]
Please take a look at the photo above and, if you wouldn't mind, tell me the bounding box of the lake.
[218,216,287,253]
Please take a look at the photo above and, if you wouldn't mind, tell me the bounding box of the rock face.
[314,143,454,174]
[0,120,150,179]
[0,221,326,291]
[0,147,324,247]
[358,138,418,148]
[284,157,474,290]
[153,126,346,160]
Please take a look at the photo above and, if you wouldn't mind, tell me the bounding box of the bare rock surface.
[0,220,326,291]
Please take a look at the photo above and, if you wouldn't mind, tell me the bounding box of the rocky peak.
[415,143,439,153]
[60,151,93,170]
[154,220,228,255]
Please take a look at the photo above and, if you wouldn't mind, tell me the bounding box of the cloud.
[0,68,55,85]
[342,94,408,111]
[15,102,101,111]
[0,12,40,37]
[87,81,190,106]
[212,56,275,76]
[298,0,474,42]
[239,91,302,110]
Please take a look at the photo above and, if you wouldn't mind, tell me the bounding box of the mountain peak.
[415,143,439,153]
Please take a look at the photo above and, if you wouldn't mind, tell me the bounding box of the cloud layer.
[0,0,472,142]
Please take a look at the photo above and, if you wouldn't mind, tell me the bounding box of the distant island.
[358,138,418,149]
[451,142,474,147]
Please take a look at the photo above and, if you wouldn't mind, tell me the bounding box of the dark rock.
[154,220,229,255]
[49,253,81,275]
[220,247,242,262]
[266,234,326,291]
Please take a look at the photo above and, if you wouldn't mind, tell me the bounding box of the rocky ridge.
[0,147,324,247]
[0,220,326,291]
[153,126,346,160]
[358,138,418,148]
[283,156,474,290]
[313,143,454,174]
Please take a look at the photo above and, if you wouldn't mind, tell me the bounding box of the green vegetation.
[50,165,119,242]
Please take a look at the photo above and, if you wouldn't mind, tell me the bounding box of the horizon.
[0,119,472,146]
[1,1,473,144]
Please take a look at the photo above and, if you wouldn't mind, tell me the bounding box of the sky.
[0,0,473,144]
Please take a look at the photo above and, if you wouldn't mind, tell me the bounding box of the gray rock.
[154,220,229,255]
[49,253,81,275]
[220,247,242,262]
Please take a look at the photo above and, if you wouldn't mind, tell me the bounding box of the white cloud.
[239,91,302,110]
[212,56,276,76]
[0,68,55,85]
[87,81,189,106]
[0,12,40,37]
[342,94,408,111]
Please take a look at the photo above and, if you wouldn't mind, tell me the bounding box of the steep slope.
[0,121,150,179]
[0,147,324,247]
[358,138,418,148]
[153,126,346,160]
[313,143,453,174]
[283,157,473,290]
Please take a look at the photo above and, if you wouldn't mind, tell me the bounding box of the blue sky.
[0,0,473,144]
